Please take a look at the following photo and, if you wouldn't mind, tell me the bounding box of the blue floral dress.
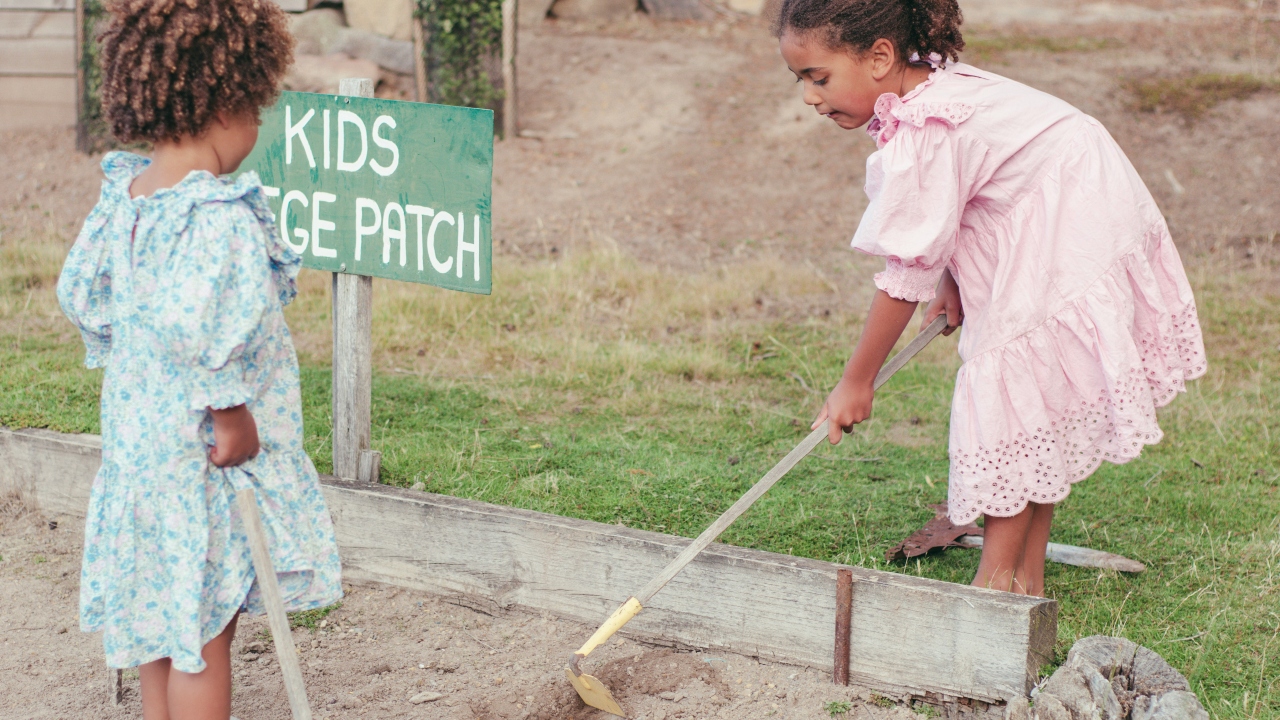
[56,152,343,673]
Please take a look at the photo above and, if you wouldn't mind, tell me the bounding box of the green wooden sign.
[242,91,493,295]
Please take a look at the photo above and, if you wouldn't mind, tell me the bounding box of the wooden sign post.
[243,81,494,481]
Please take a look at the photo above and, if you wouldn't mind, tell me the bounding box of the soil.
[1,2,1277,718]
[1,495,933,720]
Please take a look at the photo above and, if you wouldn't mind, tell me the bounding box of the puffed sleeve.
[851,121,977,303]
[56,205,115,368]
[149,201,274,411]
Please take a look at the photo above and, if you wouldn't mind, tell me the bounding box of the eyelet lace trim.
[947,304,1206,525]
[867,93,975,148]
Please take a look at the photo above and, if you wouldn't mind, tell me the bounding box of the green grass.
[3,249,1278,718]
[289,602,342,631]
[1125,74,1280,120]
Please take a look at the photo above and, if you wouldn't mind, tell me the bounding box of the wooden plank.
[0,426,1056,709]
[0,37,75,75]
[0,75,75,129]
[30,9,74,36]
[0,0,73,10]
[0,11,47,37]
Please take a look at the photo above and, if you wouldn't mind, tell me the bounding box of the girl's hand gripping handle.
[922,267,964,336]
[209,404,260,467]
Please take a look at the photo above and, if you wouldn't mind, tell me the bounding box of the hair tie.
[909,51,946,69]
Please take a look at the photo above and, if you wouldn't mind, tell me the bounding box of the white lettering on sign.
[323,109,332,170]
[457,212,481,281]
[406,204,435,272]
[354,197,381,261]
[280,190,310,253]
[427,212,455,274]
[370,116,400,177]
[312,191,338,258]
[286,106,316,168]
[382,201,407,266]
[337,111,368,173]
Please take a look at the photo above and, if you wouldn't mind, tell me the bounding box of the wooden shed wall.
[0,1,76,130]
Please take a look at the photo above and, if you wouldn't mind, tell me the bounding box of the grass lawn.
[3,243,1278,718]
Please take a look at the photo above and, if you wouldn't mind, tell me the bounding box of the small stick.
[834,568,852,685]
[237,489,313,720]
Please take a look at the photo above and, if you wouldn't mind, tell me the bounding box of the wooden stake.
[834,568,852,685]
[74,0,87,153]
[236,489,312,720]
[500,0,518,138]
[412,18,428,103]
[332,78,378,483]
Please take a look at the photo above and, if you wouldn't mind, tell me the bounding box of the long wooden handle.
[236,489,313,720]
[634,315,949,604]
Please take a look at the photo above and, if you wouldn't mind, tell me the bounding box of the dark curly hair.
[99,0,294,144]
[772,0,964,65]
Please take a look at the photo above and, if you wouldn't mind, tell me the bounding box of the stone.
[409,691,445,704]
[1035,637,1208,720]
[1004,696,1030,720]
[1131,691,1210,720]
[1030,693,1071,720]
[240,652,260,662]
[345,0,414,43]
[289,9,416,75]
[285,53,384,95]
[370,663,392,675]
[1038,655,1125,720]
[548,0,636,21]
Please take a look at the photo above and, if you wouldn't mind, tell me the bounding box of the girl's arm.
[812,290,918,444]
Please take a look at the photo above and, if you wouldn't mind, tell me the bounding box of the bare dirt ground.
[2,1,1278,718]
[1,496,932,720]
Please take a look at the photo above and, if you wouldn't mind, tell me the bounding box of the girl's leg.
[167,614,239,720]
[972,506,1035,593]
[140,658,174,720]
[1016,502,1055,597]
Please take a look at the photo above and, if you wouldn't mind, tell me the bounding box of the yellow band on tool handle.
[574,597,643,658]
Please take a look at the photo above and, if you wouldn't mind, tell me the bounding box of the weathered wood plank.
[0,36,75,75]
[0,426,1055,708]
[0,11,48,37]
[0,75,75,129]
[0,1,74,10]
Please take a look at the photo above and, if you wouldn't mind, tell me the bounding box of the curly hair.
[99,0,294,144]
[772,0,964,65]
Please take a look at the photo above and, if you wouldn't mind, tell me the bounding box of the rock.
[548,0,636,21]
[409,691,444,704]
[289,9,416,75]
[345,0,414,43]
[1039,653,1126,720]
[245,641,267,654]
[290,8,346,55]
[1004,695,1030,720]
[411,482,426,491]
[370,663,392,675]
[1131,690,1209,720]
[1031,693,1071,720]
[240,652,260,662]
[285,53,384,95]
[1035,636,1207,720]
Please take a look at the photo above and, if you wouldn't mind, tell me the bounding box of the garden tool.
[236,489,314,720]
[566,314,951,717]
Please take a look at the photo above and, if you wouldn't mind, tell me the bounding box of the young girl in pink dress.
[776,0,1205,595]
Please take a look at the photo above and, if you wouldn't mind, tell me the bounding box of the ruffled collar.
[864,61,975,149]
[100,151,299,305]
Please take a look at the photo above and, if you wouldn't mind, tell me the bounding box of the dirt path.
[1,496,937,720]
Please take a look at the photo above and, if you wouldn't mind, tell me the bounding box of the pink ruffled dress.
[852,63,1206,525]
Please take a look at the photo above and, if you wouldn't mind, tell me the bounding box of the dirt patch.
[1,494,951,720]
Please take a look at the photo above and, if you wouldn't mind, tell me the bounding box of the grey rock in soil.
[1032,636,1208,720]
[1004,695,1030,720]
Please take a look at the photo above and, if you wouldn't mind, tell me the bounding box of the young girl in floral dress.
[776,0,1205,595]
[57,1,342,717]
